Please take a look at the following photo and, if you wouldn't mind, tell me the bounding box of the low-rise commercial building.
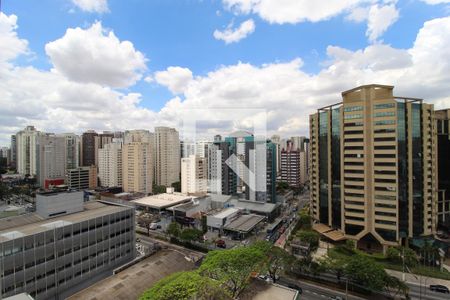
[0,192,135,300]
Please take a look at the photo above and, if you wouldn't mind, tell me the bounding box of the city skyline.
[1,1,450,146]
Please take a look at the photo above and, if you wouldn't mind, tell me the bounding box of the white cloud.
[1,13,450,146]
[421,0,450,4]
[45,21,147,88]
[0,13,28,66]
[366,4,399,42]
[214,19,255,44]
[72,0,109,13]
[223,0,365,24]
[154,67,193,94]
[222,1,404,42]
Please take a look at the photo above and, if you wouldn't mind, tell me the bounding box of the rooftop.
[131,193,195,209]
[224,214,265,233]
[212,207,240,219]
[229,199,278,214]
[0,201,129,242]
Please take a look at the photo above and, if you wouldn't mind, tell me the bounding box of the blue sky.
[1,0,450,145]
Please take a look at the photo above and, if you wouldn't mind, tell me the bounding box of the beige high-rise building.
[181,155,207,195]
[155,127,180,187]
[37,134,67,188]
[310,84,437,252]
[122,142,153,194]
[98,142,123,188]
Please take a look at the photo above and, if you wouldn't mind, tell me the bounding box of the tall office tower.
[98,142,123,187]
[281,140,301,187]
[244,139,277,203]
[291,136,307,151]
[271,134,282,176]
[16,126,42,176]
[310,84,437,252]
[66,166,97,190]
[36,134,67,188]
[114,131,124,139]
[81,130,98,166]
[122,142,153,194]
[214,134,222,142]
[208,141,236,195]
[181,155,207,195]
[154,127,180,187]
[436,109,450,227]
[59,133,80,170]
[10,134,16,169]
[228,131,254,193]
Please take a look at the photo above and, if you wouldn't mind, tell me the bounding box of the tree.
[140,271,230,300]
[344,255,388,293]
[384,275,409,298]
[180,228,203,242]
[201,215,207,234]
[0,182,11,201]
[297,230,319,251]
[386,247,418,267]
[276,181,289,192]
[138,213,159,236]
[167,222,181,237]
[297,212,311,229]
[153,183,166,194]
[265,246,294,282]
[199,245,266,297]
[171,181,181,192]
[320,255,346,282]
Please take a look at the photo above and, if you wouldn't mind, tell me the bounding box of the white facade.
[16,126,41,176]
[98,142,123,187]
[181,155,207,195]
[37,134,66,187]
[154,127,180,187]
[207,207,241,229]
[36,191,84,218]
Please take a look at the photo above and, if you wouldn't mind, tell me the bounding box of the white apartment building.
[181,155,207,195]
[16,126,42,176]
[98,142,123,188]
[154,127,180,187]
[36,134,66,188]
[122,142,153,194]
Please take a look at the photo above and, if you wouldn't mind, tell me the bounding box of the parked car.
[430,284,450,293]
[286,283,303,294]
[215,239,226,248]
[149,223,158,230]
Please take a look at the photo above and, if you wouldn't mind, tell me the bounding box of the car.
[136,238,141,242]
[216,239,226,248]
[330,296,343,300]
[430,284,450,293]
[286,283,303,294]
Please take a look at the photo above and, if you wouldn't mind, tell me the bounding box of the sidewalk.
[387,268,450,289]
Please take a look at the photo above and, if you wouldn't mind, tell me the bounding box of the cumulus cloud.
[1,13,450,146]
[72,0,109,13]
[154,67,193,94]
[214,19,255,44]
[45,21,147,88]
[366,4,399,42]
[0,13,28,66]
[223,0,364,24]
[222,0,403,42]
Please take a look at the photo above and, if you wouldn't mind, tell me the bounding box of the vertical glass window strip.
[319,111,329,225]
